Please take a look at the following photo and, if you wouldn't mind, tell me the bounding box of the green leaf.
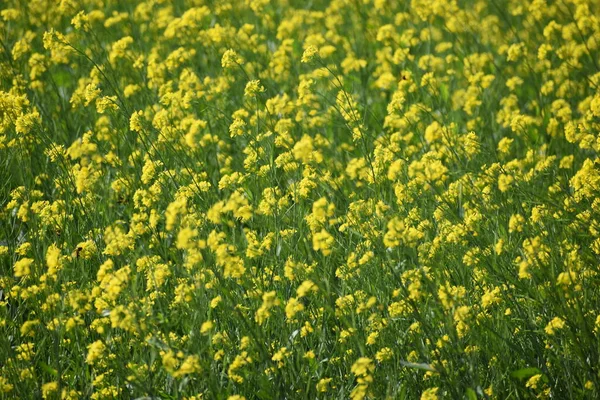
[398,385,408,400]
[511,367,541,380]
[466,388,477,400]
[400,360,436,372]
[38,362,58,377]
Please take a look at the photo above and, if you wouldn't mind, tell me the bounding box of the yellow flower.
[508,214,525,233]
[366,331,378,345]
[240,336,251,350]
[229,118,246,137]
[271,347,290,368]
[506,42,524,62]
[494,239,504,255]
[463,132,480,157]
[0,376,13,393]
[498,174,514,192]
[222,49,243,68]
[454,306,471,337]
[14,258,34,278]
[176,227,197,250]
[46,244,62,276]
[255,291,280,325]
[545,317,565,335]
[200,320,214,334]
[481,287,501,309]
[526,374,542,390]
[129,110,144,132]
[20,320,39,337]
[351,357,374,377]
[421,387,439,400]
[313,229,334,256]
[161,350,179,373]
[174,355,201,377]
[103,223,134,256]
[296,280,318,297]
[285,297,304,319]
[350,358,374,400]
[210,295,222,308]
[86,340,106,365]
[375,347,393,362]
[244,80,265,98]
[41,382,58,399]
[497,137,513,154]
[227,351,252,383]
[301,45,318,63]
[73,240,97,259]
[316,377,332,392]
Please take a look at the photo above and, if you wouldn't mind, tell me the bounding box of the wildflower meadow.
[1,0,600,398]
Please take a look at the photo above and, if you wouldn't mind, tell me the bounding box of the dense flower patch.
[1,0,600,398]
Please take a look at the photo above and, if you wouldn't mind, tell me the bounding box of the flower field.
[2,0,600,398]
